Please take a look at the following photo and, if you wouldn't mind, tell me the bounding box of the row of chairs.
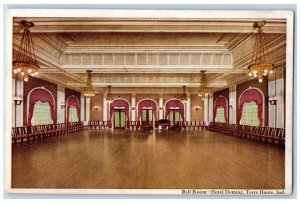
[88,121,111,129]
[208,122,285,145]
[12,122,84,144]
[88,120,206,130]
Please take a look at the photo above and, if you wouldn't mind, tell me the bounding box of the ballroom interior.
[10,16,287,189]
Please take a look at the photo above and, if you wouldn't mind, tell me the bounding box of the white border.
[4,9,294,195]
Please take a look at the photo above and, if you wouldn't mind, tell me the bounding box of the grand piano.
[157,119,171,130]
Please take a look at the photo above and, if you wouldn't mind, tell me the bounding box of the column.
[131,97,136,121]
[159,97,164,120]
[15,80,24,127]
[80,96,85,122]
[85,97,91,125]
[103,97,107,121]
[276,78,284,128]
[185,94,191,121]
[57,86,65,123]
[204,96,209,126]
[268,80,275,127]
[208,95,213,122]
[229,85,236,124]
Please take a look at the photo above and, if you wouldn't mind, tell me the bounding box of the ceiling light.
[247,21,274,83]
[13,20,40,82]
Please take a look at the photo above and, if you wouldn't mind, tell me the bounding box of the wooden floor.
[12,129,285,189]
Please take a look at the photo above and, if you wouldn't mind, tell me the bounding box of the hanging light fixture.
[247,21,274,83]
[83,70,95,97]
[13,20,40,82]
[197,70,210,100]
[106,85,112,103]
[181,86,188,103]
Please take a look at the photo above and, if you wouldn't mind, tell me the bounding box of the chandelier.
[197,70,210,100]
[247,21,274,83]
[13,20,40,82]
[181,86,188,103]
[106,85,112,103]
[83,70,95,97]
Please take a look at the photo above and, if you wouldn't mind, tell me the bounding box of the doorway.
[114,109,126,128]
[141,109,153,122]
[169,109,181,125]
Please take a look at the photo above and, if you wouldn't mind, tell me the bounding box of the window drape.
[28,89,56,126]
[238,89,263,126]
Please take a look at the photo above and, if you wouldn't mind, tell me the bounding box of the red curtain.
[213,97,228,122]
[237,89,263,126]
[137,100,157,121]
[66,96,80,122]
[28,89,56,126]
[165,100,185,120]
[109,99,130,128]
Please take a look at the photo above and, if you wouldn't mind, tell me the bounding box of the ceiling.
[12,17,287,95]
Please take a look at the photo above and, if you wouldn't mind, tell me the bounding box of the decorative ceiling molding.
[13,18,286,33]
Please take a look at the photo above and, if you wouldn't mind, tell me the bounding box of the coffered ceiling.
[12,17,287,94]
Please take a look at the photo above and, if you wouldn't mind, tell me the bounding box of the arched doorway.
[165,99,185,125]
[109,98,130,128]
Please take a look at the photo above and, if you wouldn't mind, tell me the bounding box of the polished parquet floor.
[12,129,285,189]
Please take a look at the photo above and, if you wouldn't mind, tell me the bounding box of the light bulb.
[263,72,268,76]
[27,69,32,73]
[269,70,274,74]
[24,76,29,82]
[35,71,39,76]
[253,70,257,74]
[20,71,25,76]
[258,78,263,83]
[17,68,21,73]
[13,69,18,74]
[254,74,257,78]
[31,73,35,76]
[248,72,253,77]
[264,69,268,73]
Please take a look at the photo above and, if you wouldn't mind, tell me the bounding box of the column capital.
[229,85,237,92]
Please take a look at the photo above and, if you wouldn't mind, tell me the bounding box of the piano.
[157,119,170,130]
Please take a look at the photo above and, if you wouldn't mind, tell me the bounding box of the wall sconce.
[13,95,23,105]
[60,102,65,109]
[269,95,277,105]
[131,106,136,110]
[159,106,163,110]
[195,105,201,111]
[93,105,101,111]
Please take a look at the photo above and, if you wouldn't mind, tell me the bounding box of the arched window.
[31,101,53,125]
[213,96,228,123]
[215,106,226,123]
[238,88,264,126]
[240,101,260,126]
[28,88,56,126]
